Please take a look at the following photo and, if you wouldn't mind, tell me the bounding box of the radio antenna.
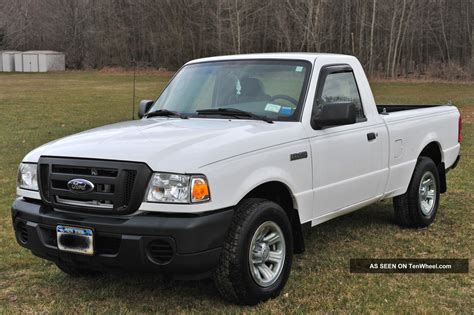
[131,59,136,120]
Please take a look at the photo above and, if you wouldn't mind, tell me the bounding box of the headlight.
[17,163,38,191]
[145,173,210,204]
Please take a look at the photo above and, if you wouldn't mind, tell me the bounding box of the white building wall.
[38,54,47,72]
[1,51,18,72]
[6,51,65,72]
[3,53,16,72]
[23,54,39,72]
[14,53,23,72]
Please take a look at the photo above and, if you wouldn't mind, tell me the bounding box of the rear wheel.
[393,157,440,228]
[214,198,293,305]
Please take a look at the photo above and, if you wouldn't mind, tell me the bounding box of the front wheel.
[214,198,293,305]
[393,156,440,228]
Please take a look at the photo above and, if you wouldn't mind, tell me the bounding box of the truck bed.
[376,104,442,114]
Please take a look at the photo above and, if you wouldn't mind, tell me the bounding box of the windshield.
[149,60,311,121]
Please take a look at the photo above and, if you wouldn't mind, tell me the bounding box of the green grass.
[0,72,472,313]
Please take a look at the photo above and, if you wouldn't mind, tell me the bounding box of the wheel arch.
[419,141,443,165]
[418,141,446,193]
[242,181,306,254]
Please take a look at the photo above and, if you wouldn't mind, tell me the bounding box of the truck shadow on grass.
[299,201,398,261]
[42,202,397,306]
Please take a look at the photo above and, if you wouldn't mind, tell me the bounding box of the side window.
[315,70,366,122]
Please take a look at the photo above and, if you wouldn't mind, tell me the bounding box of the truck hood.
[24,118,307,172]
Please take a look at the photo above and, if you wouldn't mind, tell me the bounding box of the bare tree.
[368,0,377,76]
[0,0,471,79]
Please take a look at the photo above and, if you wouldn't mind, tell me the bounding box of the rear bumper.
[11,198,234,279]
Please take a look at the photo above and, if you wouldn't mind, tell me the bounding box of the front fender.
[201,140,314,223]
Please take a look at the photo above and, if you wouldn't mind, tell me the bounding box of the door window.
[314,69,366,122]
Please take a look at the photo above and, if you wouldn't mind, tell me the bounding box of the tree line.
[0,0,472,79]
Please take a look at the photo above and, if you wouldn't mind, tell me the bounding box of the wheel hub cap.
[253,242,270,263]
[419,171,436,216]
[248,221,286,287]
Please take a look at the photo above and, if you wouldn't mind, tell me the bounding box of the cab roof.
[186,52,356,65]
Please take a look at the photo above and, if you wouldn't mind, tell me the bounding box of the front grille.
[51,165,118,177]
[39,164,50,201]
[123,170,137,206]
[147,239,174,264]
[38,157,152,215]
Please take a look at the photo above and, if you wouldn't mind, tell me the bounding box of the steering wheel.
[270,94,298,106]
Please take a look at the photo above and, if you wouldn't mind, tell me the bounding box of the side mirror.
[138,100,154,119]
[312,102,357,129]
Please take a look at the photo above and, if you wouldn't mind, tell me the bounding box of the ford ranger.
[12,53,461,304]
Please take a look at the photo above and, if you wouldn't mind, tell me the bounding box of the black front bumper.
[11,198,234,279]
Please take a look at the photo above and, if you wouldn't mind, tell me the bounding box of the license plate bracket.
[56,225,94,255]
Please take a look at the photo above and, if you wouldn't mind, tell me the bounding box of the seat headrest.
[240,78,266,97]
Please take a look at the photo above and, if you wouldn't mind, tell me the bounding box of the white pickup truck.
[12,53,461,304]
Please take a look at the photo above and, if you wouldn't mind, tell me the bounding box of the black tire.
[56,262,102,277]
[393,156,440,228]
[214,198,293,305]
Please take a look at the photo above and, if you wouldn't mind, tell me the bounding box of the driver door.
[307,65,385,219]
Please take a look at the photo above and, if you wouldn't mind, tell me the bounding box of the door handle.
[367,132,377,141]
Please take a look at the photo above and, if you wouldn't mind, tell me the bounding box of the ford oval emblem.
[67,179,95,193]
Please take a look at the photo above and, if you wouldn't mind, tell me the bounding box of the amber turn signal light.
[191,177,210,203]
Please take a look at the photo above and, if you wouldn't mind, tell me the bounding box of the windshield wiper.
[196,108,273,123]
[145,109,188,119]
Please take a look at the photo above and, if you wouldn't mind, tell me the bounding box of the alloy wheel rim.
[248,221,285,287]
[419,171,436,216]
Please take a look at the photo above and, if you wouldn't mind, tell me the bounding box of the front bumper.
[11,198,234,279]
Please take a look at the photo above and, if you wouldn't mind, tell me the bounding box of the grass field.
[0,71,472,313]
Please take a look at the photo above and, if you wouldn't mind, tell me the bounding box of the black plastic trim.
[11,198,234,276]
[376,104,442,114]
[38,156,152,215]
[438,162,447,193]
